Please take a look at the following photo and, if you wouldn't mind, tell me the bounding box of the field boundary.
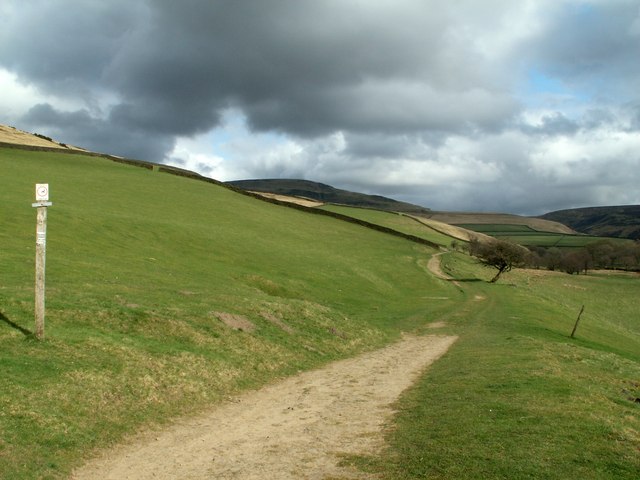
[457,222,632,248]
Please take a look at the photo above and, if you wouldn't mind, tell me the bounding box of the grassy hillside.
[0,147,452,479]
[318,204,494,247]
[540,205,640,240]
[319,205,456,247]
[227,178,432,214]
[2,146,638,479]
[353,255,640,479]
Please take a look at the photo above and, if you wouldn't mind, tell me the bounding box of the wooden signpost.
[32,184,52,340]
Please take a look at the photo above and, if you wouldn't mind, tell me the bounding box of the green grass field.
[319,204,455,246]
[352,255,640,479]
[1,147,454,478]
[1,147,638,479]
[458,223,632,248]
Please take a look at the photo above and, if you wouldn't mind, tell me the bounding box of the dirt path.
[72,334,457,480]
[427,252,462,288]
[427,252,449,280]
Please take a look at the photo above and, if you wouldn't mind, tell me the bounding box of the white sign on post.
[35,184,49,202]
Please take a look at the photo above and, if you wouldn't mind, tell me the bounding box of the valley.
[0,136,638,479]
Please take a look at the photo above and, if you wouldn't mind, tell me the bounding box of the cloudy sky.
[1,0,639,214]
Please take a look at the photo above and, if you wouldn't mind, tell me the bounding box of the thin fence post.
[570,305,585,339]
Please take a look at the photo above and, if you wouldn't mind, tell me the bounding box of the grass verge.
[350,254,640,479]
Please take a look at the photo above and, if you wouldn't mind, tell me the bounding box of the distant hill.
[227,179,432,214]
[539,205,640,240]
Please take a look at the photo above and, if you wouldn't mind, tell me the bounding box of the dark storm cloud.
[22,103,174,160]
[343,133,416,159]
[524,1,640,99]
[0,1,143,96]
[106,0,515,137]
[1,0,517,160]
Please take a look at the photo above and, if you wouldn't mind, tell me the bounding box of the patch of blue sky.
[205,108,292,161]
[528,70,568,95]
[520,68,591,112]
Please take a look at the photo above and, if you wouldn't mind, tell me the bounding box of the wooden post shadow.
[0,312,32,336]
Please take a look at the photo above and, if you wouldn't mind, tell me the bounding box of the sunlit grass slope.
[355,254,640,479]
[0,147,454,479]
[3,146,638,479]
[319,204,456,246]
